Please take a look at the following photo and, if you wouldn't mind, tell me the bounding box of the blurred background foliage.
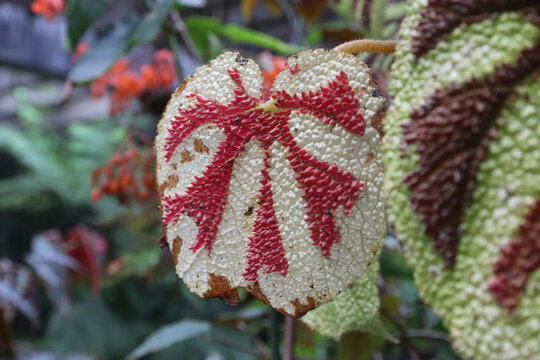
[0,0,460,359]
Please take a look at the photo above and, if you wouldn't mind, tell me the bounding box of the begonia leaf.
[384,1,540,358]
[156,50,386,317]
[302,249,392,340]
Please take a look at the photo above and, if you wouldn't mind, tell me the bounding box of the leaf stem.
[333,39,397,54]
[283,316,295,360]
[269,310,281,360]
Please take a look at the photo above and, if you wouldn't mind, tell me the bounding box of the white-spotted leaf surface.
[156,50,386,317]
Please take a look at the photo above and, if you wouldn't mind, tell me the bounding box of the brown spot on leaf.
[370,101,385,138]
[290,296,317,318]
[402,22,540,267]
[203,273,240,304]
[171,236,183,264]
[246,282,271,305]
[180,149,194,163]
[158,173,179,197]
[194,138,209,154]
[246,283,292,317]
[366,152,375,163]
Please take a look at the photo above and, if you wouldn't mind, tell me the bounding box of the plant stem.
[283,316,295,360]
[0,308,14,358]
[333,39,397,54]
[269,310,281,360]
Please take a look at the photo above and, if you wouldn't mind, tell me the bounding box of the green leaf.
[68,18,138,82]
[69,0,173,82]
[128,0,173,46]
[185,16,302,59]
[174,0,206,8]
[306,28,323,46]
[168,35,184,79]
[43,296,137,357]
[217,24,302,55]
[113,246,162,280]
[385,2,406,21]
[370,0,388,39]
[13,87,42,127]
[185,16,221,58]
[126,320,211,360]
[302,249,394,341]
[65,0,112,46]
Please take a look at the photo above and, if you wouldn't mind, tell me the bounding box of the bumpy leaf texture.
[302,249,392,340]
[384,1,540,358]
[155,50,386,317]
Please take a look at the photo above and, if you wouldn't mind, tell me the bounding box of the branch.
[170,11,203,63]
[333,39,397,54]
[408,329,451,342]
[380,306,421,360]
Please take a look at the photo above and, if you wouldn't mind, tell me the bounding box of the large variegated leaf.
[384,1,540,358]
[156,50,386,317]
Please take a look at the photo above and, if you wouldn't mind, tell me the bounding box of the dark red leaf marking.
[244,149,289,281]
[488,200,540,312]
[411,0,538,58]
[403,6,540,267]
[286,63,301,75]
[272,71,365,135]
[162,66,366,281]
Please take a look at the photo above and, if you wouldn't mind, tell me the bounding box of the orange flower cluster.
[91,146,156,204]
[90,49,177,114]
[30,0,65,21]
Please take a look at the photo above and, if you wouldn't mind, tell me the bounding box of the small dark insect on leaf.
[244,206,254,216]
[159,236,169,248]
[235,54,248,66]
[372,88,384,98]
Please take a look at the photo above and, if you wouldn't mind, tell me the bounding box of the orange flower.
[259,52,286,92]
[89,50,177,114]
[153,49,177,88]
[114,71,145,97]
[141,64,158,88]
[90,76,109,98]
[91,147,156,204]
[153,49,175,63]
[30,0,65,21]
[110,57,130,75]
